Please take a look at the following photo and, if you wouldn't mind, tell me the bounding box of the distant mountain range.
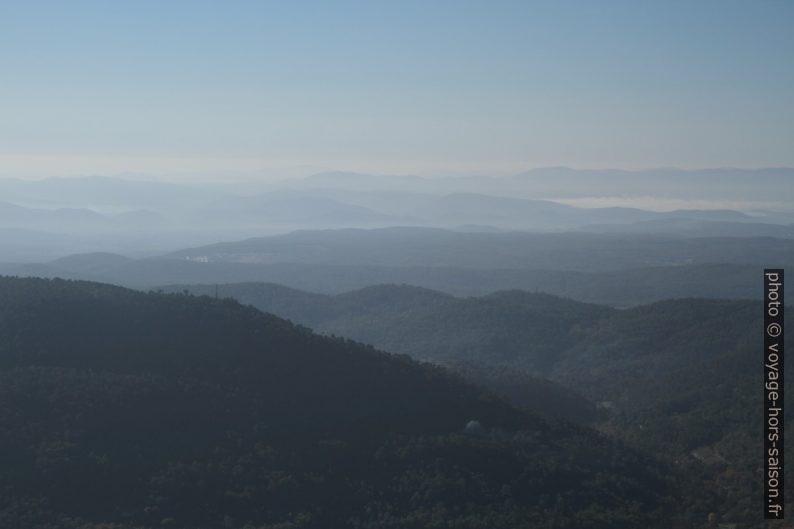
[0,201,166,231]
[165,227,794,271]
[1,226,789,304]
[278,167,794,203]
[0,175,214,209]
[0,170,792,261]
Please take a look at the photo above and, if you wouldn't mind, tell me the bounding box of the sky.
[1,0,792,179]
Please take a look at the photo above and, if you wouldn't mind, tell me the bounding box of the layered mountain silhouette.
[1,171,793,262]
[1,224,785,305]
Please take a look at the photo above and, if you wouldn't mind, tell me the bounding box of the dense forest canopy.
[0,276,686,529]
[162,281,794,527]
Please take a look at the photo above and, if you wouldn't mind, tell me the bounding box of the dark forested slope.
[162,282,792,527]
[0,276,679,529]
[162,284,770,398]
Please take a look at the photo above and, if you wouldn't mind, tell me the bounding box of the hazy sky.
[1,0,792,179]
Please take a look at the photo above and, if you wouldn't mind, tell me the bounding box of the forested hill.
[0,276,679,529]
[160,283,771,394]
[162,281,792,526]
[166,227,794,271]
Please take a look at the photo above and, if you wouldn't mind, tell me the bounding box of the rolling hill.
[156,283,770,386]
[161,282,793,526]
[0,276,680,529]
[165,227,794,271]
[0,254,771,307]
